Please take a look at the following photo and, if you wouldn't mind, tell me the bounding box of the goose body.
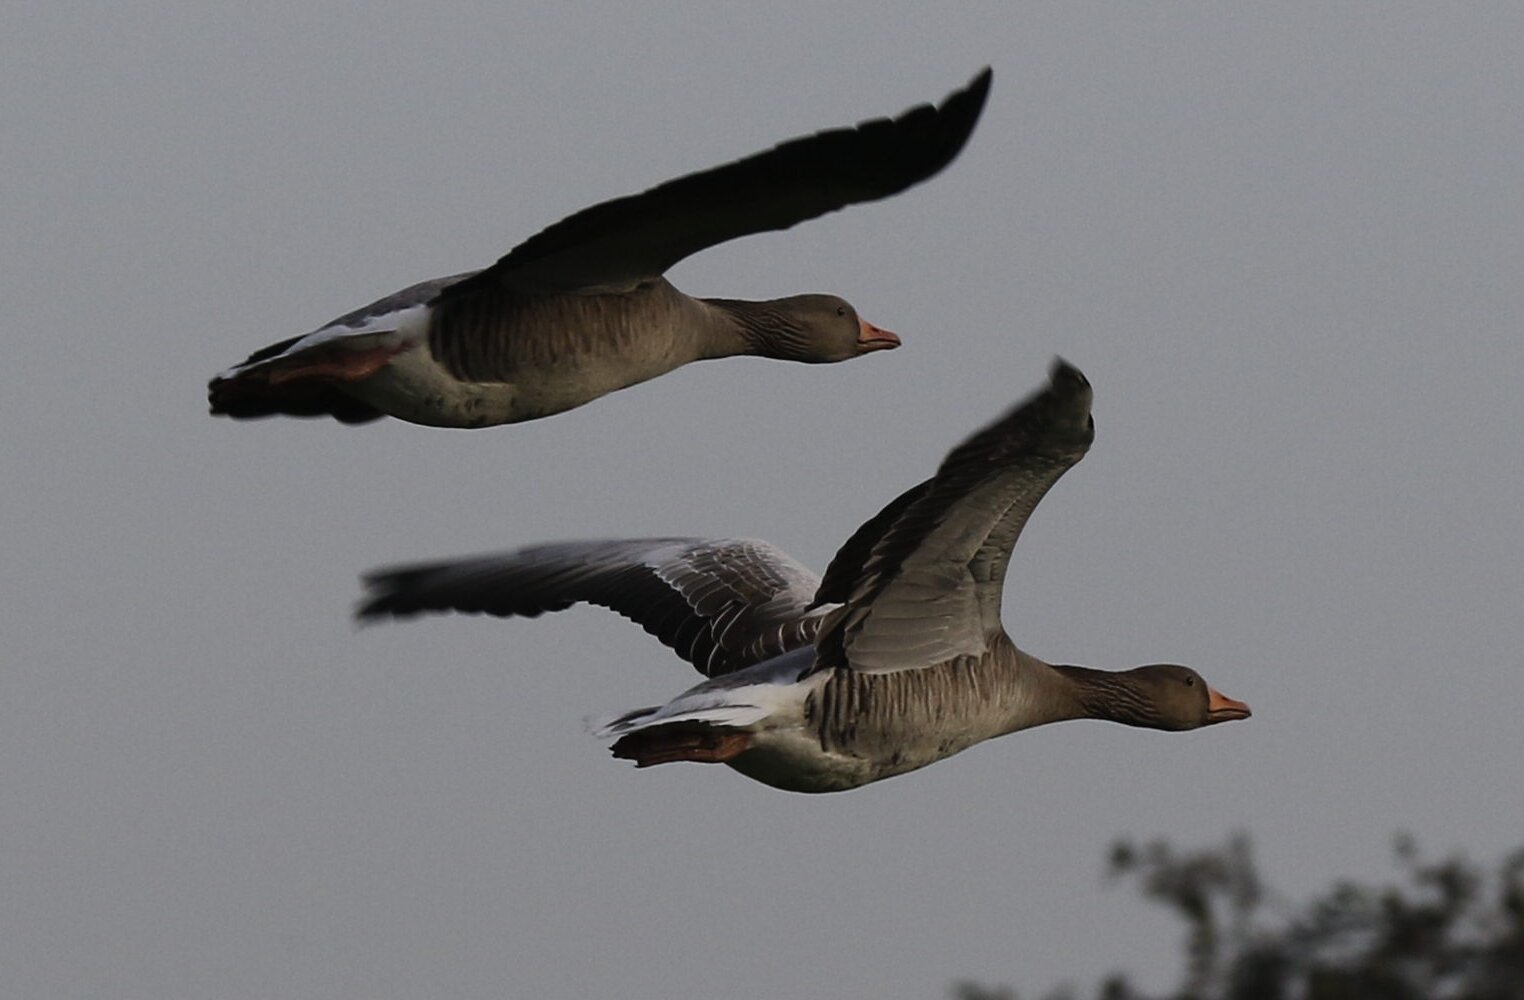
[359,362,1250,791]
[209,70,991,428]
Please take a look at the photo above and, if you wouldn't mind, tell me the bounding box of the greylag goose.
[358,360,1250,791]
[209,69,991,428]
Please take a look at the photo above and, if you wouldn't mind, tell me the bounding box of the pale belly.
[356,340,681,428]
[725,736,880,793]
[727,723,983,793]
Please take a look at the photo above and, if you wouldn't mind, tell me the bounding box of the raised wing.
[434,68,991,298]
[358,537,826,677]
[813,360,1095,674]
[811,479,932,608]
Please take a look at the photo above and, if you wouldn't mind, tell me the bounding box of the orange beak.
[1205,686,1252,724]
[857,318,901,353]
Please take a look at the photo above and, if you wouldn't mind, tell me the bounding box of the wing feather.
[433,69,991,298]
[814,360,1095,674]
[359,537,825,677]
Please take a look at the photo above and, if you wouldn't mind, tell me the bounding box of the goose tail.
[591,699,770,768]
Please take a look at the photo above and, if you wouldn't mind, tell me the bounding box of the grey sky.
[4,3,1522,998]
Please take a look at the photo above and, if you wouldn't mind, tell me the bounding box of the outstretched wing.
[814,360,1095,674]
[359,537,826,677]
[434,68,991,298]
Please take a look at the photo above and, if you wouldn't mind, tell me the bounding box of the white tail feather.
[591,700,770,739]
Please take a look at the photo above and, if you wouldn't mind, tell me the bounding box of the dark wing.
[435,68,991,298]
[810,479,933,608]
[358,537,825,677]
[813,360,1095,674]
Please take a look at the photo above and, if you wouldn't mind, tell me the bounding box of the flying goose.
[208,69,991,428]
[358,360,1250,791]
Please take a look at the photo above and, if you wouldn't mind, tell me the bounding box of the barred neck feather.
[701,298,821,360]
[1049,663,1163,728]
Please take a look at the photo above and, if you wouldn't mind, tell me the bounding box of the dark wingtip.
[353,559,578,625]
[958,67,994,116]
[940,356,1093,464]
[1044,358,1095,436]
[923,66,994,166]
[1049,356,1089,389]
[353,567,418,622]
[944,66,992,126]
[850,65,995,194]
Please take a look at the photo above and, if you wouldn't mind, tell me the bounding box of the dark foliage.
[955,834,1524,1000]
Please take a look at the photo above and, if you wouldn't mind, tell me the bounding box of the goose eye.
[836,306,847,317]
[1184,676,1196,687]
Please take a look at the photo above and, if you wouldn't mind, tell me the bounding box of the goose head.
[750,294,900,362]
[1118,664,1252,731]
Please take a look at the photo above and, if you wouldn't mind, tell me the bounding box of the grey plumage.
[359,360,1250,792]
[208,69,991,427]
[361,538,825,678]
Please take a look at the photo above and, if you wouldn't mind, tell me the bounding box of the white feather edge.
[216,303,433,380]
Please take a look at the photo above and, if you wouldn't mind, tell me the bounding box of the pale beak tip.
[857,319,901,352]
[1206,686,1252,724]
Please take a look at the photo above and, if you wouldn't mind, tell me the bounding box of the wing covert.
[359,537,825,677]
[433,68,991,299]
[814,360,1095,674]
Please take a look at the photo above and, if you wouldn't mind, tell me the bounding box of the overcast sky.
[5,4,1523,998]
